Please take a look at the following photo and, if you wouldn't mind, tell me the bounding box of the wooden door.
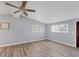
[76,22,79,47]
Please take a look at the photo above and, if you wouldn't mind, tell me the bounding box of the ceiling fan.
[5,1,36,16]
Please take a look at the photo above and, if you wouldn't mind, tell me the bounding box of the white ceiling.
[0,1,79,24]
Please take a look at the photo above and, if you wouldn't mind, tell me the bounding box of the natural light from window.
[51,24,68,33]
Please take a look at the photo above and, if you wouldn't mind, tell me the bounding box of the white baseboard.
[0,39,46,47]
[48,39,76,47]
[0,38,76,48]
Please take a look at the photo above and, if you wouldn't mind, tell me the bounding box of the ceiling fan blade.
[26,9,36,12]
[21,1,27,8]
[5,3,18,9]
[23,11,28,16]
[14,10,21,13]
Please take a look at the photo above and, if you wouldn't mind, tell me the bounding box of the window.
[0,22,9,30]
[32,25,40,32]
[51,24,68,33]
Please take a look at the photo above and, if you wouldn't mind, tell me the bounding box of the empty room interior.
[0,1,79,57]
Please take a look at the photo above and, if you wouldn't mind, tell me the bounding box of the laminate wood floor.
[0,40,79,57]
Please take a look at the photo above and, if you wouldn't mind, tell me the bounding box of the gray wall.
[0,14,45,45]
[0,14,77,47]
[47,20,76,47]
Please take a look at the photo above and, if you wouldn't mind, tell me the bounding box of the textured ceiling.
[0,1,79,24]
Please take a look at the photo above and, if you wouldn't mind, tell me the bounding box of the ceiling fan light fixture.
[5,1,36,16]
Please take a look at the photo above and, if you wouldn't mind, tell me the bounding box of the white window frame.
[51,24,68,33]
[32,25,40,32]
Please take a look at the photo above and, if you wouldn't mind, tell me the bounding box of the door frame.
[75,20,76,47]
